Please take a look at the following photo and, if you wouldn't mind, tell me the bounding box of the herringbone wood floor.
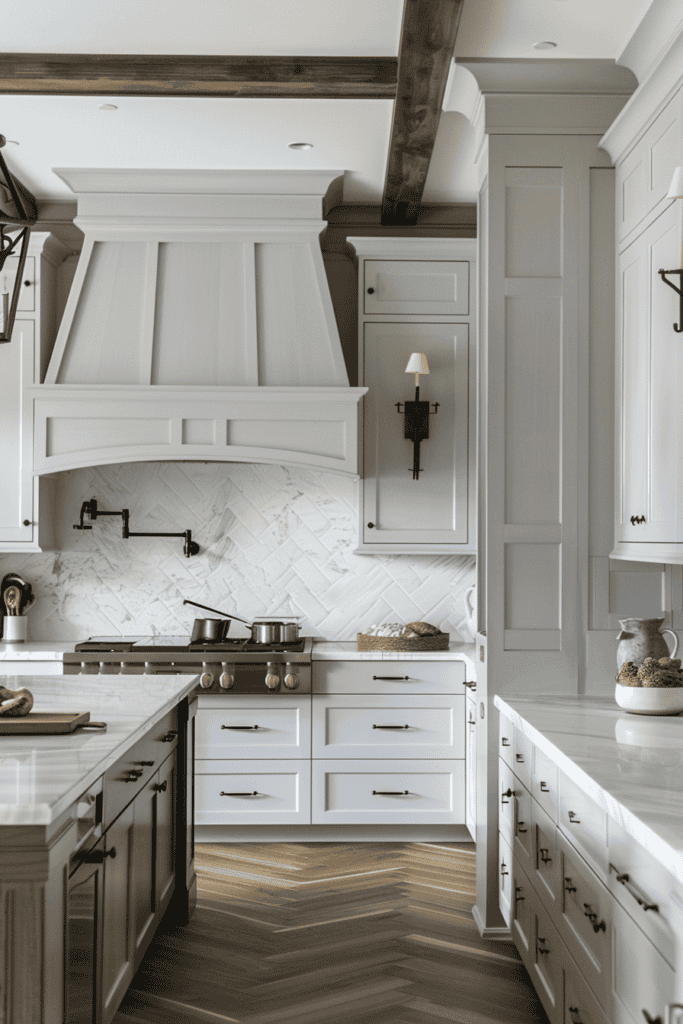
[114,843,550,1024]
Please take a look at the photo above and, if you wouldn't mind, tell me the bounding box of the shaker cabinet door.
[362,321,470,546]
[0,319,35,544]
[363,259,469,316]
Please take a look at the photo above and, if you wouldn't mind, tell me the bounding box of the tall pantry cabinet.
[0,231,72,551]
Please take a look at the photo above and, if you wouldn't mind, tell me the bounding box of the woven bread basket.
[356,632,449,652]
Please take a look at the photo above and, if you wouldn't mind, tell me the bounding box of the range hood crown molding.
[30,168,367,478]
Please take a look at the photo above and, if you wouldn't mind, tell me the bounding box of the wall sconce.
[396,352,439,480]
[658,166,683,332]
[0,135,37,344]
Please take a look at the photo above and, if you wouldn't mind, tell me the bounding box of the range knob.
[283,664,299,690]
[200,663,214,689]
[219,664,235,690]
[265,662,280,690]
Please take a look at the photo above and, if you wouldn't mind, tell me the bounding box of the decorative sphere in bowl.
[614,683,683,715]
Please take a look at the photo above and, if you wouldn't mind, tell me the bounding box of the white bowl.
[615,683,683,715]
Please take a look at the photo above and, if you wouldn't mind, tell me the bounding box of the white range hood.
[27,169,365,476]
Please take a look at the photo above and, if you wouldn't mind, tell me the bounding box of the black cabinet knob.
[367,522,375,529]
[23,280,31,287]
[367,287,374,294]
[23,520,30,526]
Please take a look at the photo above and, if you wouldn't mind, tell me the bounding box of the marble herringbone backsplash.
[0,463,475,642]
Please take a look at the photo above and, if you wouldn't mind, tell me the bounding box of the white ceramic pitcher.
[616,617,679,671]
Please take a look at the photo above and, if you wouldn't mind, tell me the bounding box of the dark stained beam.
[0,54,397,99]
[381,0,464,225]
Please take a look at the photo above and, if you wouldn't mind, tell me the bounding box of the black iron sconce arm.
[396,386,439,480]
[659,268,683,332]
[73,497,200,557]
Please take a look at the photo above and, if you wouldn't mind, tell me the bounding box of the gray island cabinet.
[0,674,197,1024]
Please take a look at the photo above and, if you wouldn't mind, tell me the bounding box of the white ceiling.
[0,0,654,207]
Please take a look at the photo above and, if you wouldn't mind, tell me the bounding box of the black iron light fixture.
[73,498,200,557]
[396,352,439,480]
[0,135,37,344]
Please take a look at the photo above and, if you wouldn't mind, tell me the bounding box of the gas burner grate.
[188,638,306,654]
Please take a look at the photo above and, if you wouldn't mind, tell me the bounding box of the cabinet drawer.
[195,759,310,825]
[529,887,563,1024]
[531,798,561,920]
[498,830,513,927]
[559,772,608,878]
[611,896,676,1024]
[312,660,465,694]
[512,727,532,791]
[513,780,533,874]
[195,697,310,759]
[103,708,177,830]
[608,817,678,968]
[531,745,558,822]
[363,259,469,315]
[557,831,611,1010]
[499,712,513,768]
[311,758,464,824]
[511,859,534,968]
[563,954,610,1024]
[313,694,464,758]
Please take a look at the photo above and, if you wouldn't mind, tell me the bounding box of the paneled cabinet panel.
[102,801,136,1024]
[196,696,311,759]
[312,659,465,694]
[349,237,476,554]
[195,759,311,825]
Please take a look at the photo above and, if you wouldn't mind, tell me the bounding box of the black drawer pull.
[85,846,116,863]
[161,730,178,742]
[641,1013,662,1024]
[583,903,597,922]
[123,769,143,782]
[221,790,259,796]
[537,940,550,955]
[373,724,409,729]
[500,860,508,877]
[515,753,524,762]
[539,781,550,792]
[539,848,552,864]
[515,886,525,902]
[517,821,527,833]
[568,810,581,823]
[373,789,409,795]
[612,867,659,913]
[222,724,259,730]
[463,680,476,689]
[501,787,515,804]
[501,737,510,746]
[568,1008,583,1024]
[372,675,410,680]
[564,877,577,894]
[136,760,155,766]
[153,780,168,793]
[630,515,646,525]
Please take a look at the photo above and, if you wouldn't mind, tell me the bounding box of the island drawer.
[311,758,465,824]
[312,694,464,758]
[559,772,608,878]
[195,697,311,759]
[499,712,514,768]
[312,660,465,694]
[103,707,177,829]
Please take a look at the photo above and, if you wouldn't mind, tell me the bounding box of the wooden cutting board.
[0,712,100,734]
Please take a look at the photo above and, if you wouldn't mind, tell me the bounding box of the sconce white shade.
[405,352,430,375]
[667,166,683,198]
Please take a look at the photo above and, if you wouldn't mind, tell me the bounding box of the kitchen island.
[0,674,198,1024]
[494,693,683,1022]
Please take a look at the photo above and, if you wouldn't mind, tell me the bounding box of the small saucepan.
[189,617,231,644]
[183,599,300,644]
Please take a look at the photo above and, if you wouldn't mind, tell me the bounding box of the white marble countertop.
[494,693,683,885]
[312,640,476,669]
[0,674,197,826]
[0,642,76,660]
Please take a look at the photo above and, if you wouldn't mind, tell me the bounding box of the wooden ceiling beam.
[381,0,464,225]
[0,54,397,99]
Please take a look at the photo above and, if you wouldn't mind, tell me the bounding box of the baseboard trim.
[195,824,474,843]
[472,903,512,941]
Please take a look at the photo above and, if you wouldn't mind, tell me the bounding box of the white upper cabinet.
[349,238,476,554]
[611,86,683,562]
[0,233,71,552]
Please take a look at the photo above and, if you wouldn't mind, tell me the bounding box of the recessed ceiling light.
[288,142,313,151]
[98,103,118,111]
[533,41,557,50]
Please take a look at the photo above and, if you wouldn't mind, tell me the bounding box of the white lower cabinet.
[195,759,311,825]
[312,758,464,825]
[498,708,682,1024]
[196,696,311,759]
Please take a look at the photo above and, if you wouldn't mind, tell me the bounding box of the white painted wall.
[0,462,475,642]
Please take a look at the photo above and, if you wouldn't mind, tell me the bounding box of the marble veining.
[0,673,197,825]
[495,694,683,885]
[312,641,476,675]
[0,642,76,660]
[0,463,475,643]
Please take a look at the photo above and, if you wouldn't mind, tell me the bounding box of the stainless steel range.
[63,636,312,693]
